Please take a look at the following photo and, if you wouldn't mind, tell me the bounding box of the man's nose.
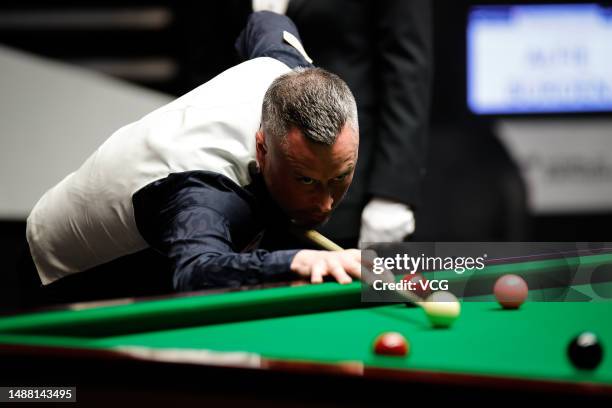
[317,191,334,213]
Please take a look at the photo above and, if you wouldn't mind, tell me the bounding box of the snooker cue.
[301,229,344,251]
[299,229,424,307]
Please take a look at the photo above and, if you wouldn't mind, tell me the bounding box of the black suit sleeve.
[367,0,433,207]
[132,171,299,292]
[235,11,314,69]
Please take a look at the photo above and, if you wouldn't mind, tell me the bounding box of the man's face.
[256,125,358,228]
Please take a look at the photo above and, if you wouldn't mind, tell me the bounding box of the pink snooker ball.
[494,274,528,309]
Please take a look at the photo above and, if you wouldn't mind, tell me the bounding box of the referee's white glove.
[358,198,415,248]
[252,0,289,14]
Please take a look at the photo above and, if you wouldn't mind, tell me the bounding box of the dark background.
[1,0,611,311]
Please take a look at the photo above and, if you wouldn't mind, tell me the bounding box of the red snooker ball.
[401,273,431,299]
[373,332,409,356]
[494,274,528,309]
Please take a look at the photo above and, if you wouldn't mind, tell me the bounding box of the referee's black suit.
[288,0,433,246]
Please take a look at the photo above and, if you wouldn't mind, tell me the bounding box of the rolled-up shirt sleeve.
[132,171,299,291]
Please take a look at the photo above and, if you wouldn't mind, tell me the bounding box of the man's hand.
[358,198,415,248]
[291,249,361,284]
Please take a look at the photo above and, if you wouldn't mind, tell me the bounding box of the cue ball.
[373,332,409,356]
[494,274,528,309]
[421,291,461,328]
[568,332,604,370]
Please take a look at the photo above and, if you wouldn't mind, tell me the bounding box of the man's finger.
[311,259,326,284]
[327,257,352,284]
[344,259,362,279]
[341,249,362,279]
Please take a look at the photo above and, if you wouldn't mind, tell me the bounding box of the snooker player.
[24,11,361,298]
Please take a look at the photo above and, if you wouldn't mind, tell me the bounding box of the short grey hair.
[261,67,358,146]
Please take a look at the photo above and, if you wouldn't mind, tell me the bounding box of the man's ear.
[255,129,268,169]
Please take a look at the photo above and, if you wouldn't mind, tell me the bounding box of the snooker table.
[1,252,611,406]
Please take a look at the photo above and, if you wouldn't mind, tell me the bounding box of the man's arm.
[358,0,432,246]
[133,171,361,291]
[235,10,313,69]
[133,171,299,291]
[368,0,433,206]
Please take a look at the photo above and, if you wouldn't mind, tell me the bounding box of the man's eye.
[299,177,315,185]
[333,174,347,182]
